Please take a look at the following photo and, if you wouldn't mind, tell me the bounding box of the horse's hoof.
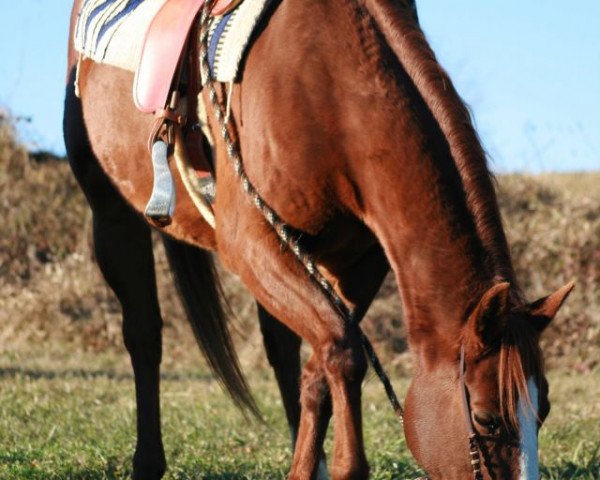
[132,450,166,480]
[132,465,166,480]
[316,458,330,480]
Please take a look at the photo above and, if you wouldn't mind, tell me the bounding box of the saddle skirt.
[74,0,271,113]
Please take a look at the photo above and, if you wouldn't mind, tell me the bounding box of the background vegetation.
[1,113,598,478]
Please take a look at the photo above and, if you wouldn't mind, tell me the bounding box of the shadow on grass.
[4,454,598,479]
[1,465,288,480]
[1,449,288,479]
[0,366,213,383]
[0,452,130,480]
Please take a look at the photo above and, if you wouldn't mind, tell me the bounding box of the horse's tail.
[162,237,260,418]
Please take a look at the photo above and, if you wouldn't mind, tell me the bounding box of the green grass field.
[1,348,598,479]
[1,116,599,478]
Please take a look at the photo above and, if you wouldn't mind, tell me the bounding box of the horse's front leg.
[320,331,369,480]
[258,306,329,479]
[258,304,302,442]
[290,330,368,480]
[289,354,332,480]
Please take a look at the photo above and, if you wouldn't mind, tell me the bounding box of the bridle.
[459,345,484,480]
[416,346,484,480]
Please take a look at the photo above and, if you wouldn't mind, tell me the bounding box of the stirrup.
[144,139,176,226]
[173,127,216,228]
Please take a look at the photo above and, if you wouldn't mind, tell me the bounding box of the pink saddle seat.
[134,0,239,114]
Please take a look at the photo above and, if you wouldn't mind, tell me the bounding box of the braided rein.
[197,3,491,480]
[197,1,403,420]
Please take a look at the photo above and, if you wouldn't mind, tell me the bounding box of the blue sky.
[1,1,599,172]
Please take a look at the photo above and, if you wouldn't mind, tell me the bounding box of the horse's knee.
[300,358,329,411]
[319,335,367,387]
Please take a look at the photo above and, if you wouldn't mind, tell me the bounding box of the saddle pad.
[204,0,272,83]
[75,0,272,112]
[73,0,242,73]
[74,0,167,72]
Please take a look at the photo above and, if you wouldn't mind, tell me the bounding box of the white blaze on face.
[518,377,540,480]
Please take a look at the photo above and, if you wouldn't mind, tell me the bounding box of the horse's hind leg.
[64,79,166,479]
[91,205,165,480]
[258,305,302,441]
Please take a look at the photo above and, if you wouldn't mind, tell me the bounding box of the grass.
[1,113,599,478]
[0,348,598,479]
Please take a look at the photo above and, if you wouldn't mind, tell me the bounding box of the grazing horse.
[64,0,573,479]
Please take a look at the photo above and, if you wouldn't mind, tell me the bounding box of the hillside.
[0,116,598,372]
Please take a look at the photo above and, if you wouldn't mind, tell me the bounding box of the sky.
[0,1,599,172]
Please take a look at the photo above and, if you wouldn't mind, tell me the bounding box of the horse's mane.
[498,316,545,430]
[364,0,520,294]
[364,0,545,427]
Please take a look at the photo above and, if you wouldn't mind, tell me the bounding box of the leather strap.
[460,346,484,480]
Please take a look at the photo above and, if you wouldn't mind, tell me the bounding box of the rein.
[198,2,484,478]
[197,0,404,419]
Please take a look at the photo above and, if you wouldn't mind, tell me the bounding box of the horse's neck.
[247,1,510,351]
[369,138,492,354]
[339,56,497,354]
[317,1,511,351]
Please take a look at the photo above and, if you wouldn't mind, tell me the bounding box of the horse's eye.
[473,412,502,434]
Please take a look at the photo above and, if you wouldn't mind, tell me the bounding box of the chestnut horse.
[64,0,573,479]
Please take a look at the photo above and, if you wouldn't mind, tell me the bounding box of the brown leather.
[134,0,204,113]
[155,107,186,126]
[134,0,243,114]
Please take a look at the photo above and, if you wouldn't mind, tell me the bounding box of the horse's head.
[404,281,574,479]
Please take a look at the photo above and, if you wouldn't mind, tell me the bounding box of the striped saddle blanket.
[74,0,272,83]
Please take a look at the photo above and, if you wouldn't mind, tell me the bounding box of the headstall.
[460,345,484,479]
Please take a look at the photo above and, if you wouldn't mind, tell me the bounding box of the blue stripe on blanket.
[83,0,118,54]
[97,0,144,45]
[84,0,114,39]
[208,12,234,75]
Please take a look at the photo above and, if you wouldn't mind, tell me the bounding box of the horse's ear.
[467,282,511,344]
[527,281,575,332]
